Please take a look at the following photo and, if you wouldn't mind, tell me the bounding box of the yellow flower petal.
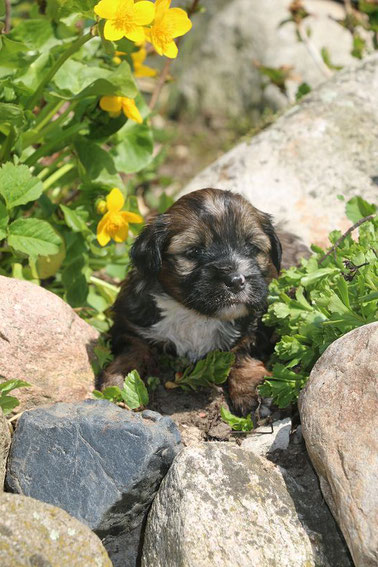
[104,19,125,41]
[120,211,143,223]
[133,1,155,25]
[125,26,146,44]
[106,188,125,213]
[94,0,118,19]
[97,214,112,246]
[100,96,123,113]
[122,98,143,124]
[135,63,157,77]
[163,40,178,59]
[167,8,192,38]
[113,222,129,242]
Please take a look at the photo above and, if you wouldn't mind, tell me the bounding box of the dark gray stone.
[6,400,182,567]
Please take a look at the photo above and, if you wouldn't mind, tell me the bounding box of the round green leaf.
[8,218,62,257]
[0,163,43,210]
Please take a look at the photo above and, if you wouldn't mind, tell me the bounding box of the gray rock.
[6,400,182,567]
[299,322,378,567]
[0,275,99,412]
[142,443,350,566]
[241,417,291,455]
[172,0,357,121]
[0,409,11,490]
[0,492,112,566]
[180,54,378,250]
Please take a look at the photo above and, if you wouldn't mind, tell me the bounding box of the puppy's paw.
[228,357,271,416]
[96,350,158,391]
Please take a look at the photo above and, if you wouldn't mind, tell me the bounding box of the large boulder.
[6,400,182,567]
[0,410,11,490]
[299,322,378,567]
[180,54,378,249]
[0,275,99,411]
[141,443,352,566]
[172,0,356,121]
[0,493,112,566]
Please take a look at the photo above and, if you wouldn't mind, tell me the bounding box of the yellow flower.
[99,95,143,123]
[96,199,108,214]
[97,188,143,246]
[131,47,157,77]
[112,50,126,65]
[94,0,155,43]
[146,0,192,59]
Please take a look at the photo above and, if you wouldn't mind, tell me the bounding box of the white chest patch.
[138,294,241,361]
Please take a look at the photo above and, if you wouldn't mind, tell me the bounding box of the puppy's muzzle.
[223,273,246,292]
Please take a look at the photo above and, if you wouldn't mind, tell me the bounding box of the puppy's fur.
[98,188,282,415]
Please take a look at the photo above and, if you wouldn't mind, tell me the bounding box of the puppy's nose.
[225,273,246,291]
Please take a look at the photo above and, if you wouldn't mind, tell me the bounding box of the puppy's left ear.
[131,215,168,276]
[261,214,282,273]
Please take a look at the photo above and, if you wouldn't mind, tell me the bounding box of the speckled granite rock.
[6,400,182,567]
[142,443,351,566]
[0,275,99,411]
[172,0,357,120]
[0,493,112,566]
[0,410,10,490]
[299,323,378,567]
[180,54,378,249]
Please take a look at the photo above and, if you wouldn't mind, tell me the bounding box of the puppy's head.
[131,188,281,320]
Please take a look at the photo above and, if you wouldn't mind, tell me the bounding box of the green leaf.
[0,200,8,240]
[8,19,57,51]
[0,395,19,415]
[177,350,235,390]
[53,60,137,99]
[113,122,154,174]
[60,204,90,234]
[8,218,62,258]
[102,386,123,403]
[121,370,149,409]
[46,0,98,20]
[0,379,31,393]
[0,163,43,210]
[295,82,311,101]
[74,138,120,184]
[0,102,25,127]
[345,196,376,223]
[220,407,254,432]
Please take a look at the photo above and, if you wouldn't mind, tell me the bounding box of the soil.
[148,381,293,447]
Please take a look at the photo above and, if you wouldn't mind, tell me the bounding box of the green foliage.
[170,350,235,391]
[0,379,31,415]
[295,82,311,101]
[0,0,193,332]
[220,407,254,431]
[260,197,377,408]
[93,370,149,410]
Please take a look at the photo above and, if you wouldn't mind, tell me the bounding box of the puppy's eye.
[182,247,202,259]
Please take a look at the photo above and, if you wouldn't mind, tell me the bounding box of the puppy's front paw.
[228,357,271,416]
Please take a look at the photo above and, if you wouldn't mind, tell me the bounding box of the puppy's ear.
[131,215,168,275]
[260,214,282,273]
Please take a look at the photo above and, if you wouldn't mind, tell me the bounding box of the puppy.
[99,188,282,415]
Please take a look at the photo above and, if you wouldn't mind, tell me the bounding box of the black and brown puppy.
[99,188,282,415]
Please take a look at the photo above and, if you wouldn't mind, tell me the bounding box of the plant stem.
[26,31,93,111]
[319,214,376,264]
[34,100,65,132]
[24,122,84,167]
[149,0,201,111]
[2,0,11,33]
[0,125,15,164]
[296,22,333,79]
[43,162,75,190]
[90,275,119,294]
